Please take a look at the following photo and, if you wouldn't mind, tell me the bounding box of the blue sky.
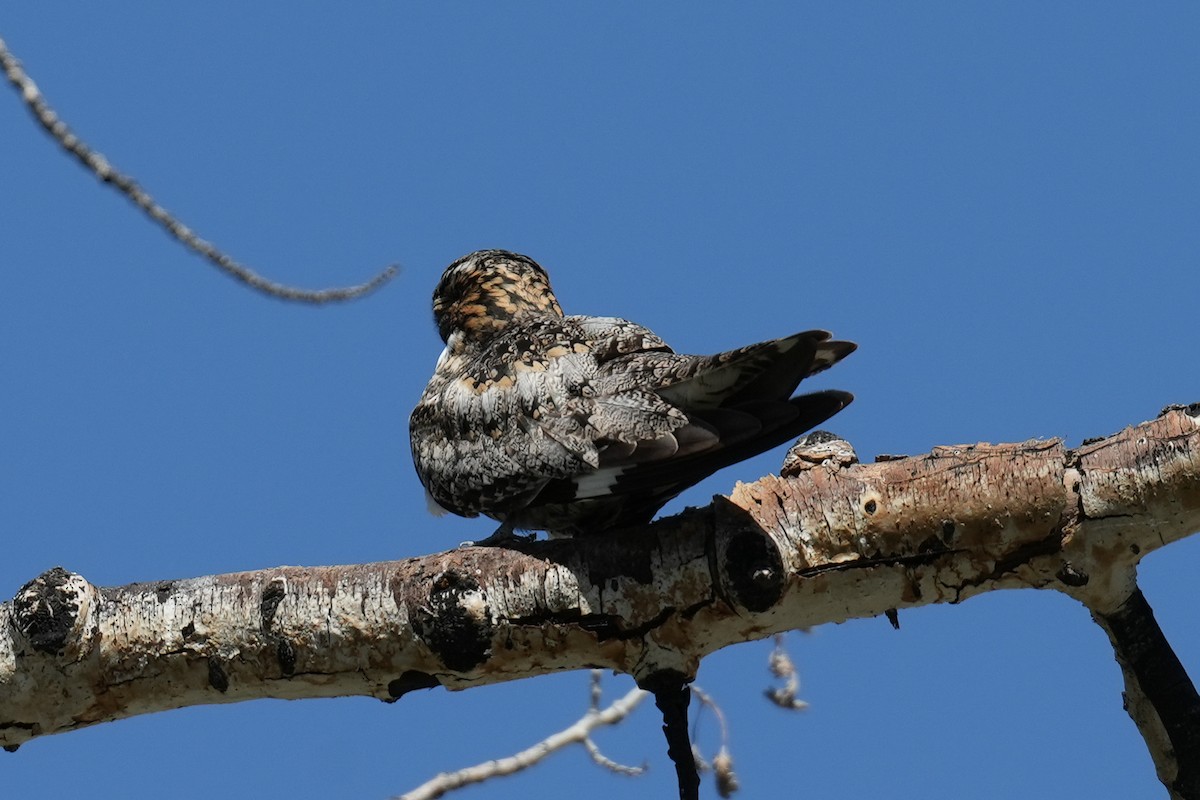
[2,5,1197,798]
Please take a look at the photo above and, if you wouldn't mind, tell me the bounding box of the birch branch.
[2,404,1198,791]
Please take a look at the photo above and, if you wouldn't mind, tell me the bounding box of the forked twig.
[397,675,647,800]
[584,670,648,776]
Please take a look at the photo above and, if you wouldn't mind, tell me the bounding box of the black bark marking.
[1160,402,1200,417]
[987,534,1062,581]
[917,533,952,554]
[409,570,493,672]
[13,567,81,655]
[276,639,296,677]
[1056,562,1090,587]
[722,529,785,613]
[260,579,286,631]
[1099,588,1200,797]
[208,658,229,693]
[387,671,441,699]
[577,536,655,586]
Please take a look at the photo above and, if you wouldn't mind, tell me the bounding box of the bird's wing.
[529,330,855,523]
[563,315,674,360]
[647,330,855,407]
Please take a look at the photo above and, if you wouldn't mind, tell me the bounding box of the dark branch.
[1094,588,1200,799]
[640,670,699,800]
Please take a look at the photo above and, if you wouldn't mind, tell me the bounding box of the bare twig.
[397,681,647,800]
[689,686,731,752]
[582,737,648,777]
[690,686,738,798]
[583,671,648,776]
[0,34,397,303]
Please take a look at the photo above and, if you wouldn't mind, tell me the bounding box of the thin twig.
[582,737,648,777]
[689,686,732,752]
[0,34,397,304]
[584,670,648,776]
[589,668,604,710]
[690,686,739,798]
[397,684,647,800]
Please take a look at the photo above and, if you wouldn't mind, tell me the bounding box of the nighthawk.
[410,249,855,539]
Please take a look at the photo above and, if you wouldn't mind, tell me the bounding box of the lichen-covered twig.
[0,34,397,303]
[764,634,808,711]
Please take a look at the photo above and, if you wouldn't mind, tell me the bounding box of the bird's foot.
[460,522,537,548]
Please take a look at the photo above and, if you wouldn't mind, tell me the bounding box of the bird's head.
[432,250,564,343]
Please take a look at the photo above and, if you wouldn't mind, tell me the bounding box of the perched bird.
[410,249,855,539]
[780,430,859,477]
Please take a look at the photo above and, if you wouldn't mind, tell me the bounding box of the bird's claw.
[460,523,537,548]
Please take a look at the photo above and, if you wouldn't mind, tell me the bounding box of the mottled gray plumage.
[410,249,856,537]
[780,430,859,476]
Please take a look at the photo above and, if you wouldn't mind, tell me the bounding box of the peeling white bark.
[2,405,1198,789]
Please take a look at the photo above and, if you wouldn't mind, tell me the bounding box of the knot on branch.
[713,499,785,613]
[11,567,98,660]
